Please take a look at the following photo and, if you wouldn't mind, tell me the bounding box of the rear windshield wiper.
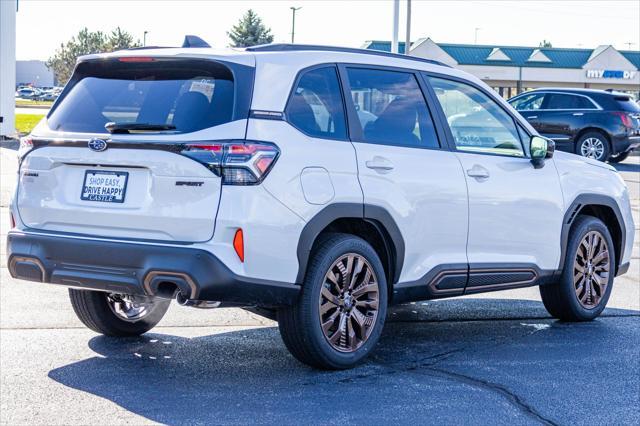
[105,122,177,134]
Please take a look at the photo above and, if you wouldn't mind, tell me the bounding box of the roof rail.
[245,43,450,67]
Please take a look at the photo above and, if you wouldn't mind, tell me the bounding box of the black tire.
[608,151,630,163]
[540,215,615,321]
[278,234,388,370]
[69,289,170,336]
[575,131,610,162]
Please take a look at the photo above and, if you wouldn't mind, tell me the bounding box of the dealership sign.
[586,69,637,79]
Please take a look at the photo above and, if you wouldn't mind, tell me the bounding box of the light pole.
[143,30,148,46]
[474,27,481,44]
[404,0,411,54]
[391,0,399,53]
[290,7,301,43]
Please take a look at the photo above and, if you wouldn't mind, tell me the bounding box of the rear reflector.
[233,229,244,262]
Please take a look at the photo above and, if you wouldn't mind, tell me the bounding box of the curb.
[15,104,51,110]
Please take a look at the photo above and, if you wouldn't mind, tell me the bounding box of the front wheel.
[540,215,614,321]
[69,289,170,336]
[576,132,610,162]
[278,234,387,369]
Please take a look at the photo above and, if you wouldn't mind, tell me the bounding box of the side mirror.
[530,136,555,169]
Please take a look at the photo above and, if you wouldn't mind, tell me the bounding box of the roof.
[363,40,639,69]
[361,40,410,53]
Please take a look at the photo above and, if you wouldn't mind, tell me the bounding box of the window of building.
[346,68,439,148]
[428,76,524,157]
[287,66,347,139]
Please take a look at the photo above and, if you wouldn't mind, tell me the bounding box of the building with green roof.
[363,38,639,99]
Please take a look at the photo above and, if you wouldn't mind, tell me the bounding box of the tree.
[46,27,140,85]
[227,9,274,47]
[539,40,553,48]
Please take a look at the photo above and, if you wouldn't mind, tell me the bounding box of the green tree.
[227,9,274,47]
[46,27,140,85]
[539,40,553,48]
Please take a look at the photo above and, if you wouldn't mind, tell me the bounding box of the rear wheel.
[608,151,629,163]
[69,289,170,336]
[540,216,614,321]
[576,131,610,162]
[278,234,387,369]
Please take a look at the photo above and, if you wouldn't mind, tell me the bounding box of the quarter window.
[287,66,347,139]
[346,68,439,148]
[429,77,524,157]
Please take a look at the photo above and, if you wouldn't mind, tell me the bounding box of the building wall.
[409,39,640,99]
[0,0,17,137]
[17,60,55,87]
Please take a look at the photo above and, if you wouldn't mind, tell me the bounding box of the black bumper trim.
[7,231,300,307]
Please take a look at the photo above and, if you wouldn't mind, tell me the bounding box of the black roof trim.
[246,43,450,68]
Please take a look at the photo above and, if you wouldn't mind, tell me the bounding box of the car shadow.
[612,159,640,173]
[47,299,639,424]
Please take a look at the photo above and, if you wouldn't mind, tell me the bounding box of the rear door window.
[47,59,238,134]
[286,66,347,140]
[345,68,440,148]
[544,93,595,110]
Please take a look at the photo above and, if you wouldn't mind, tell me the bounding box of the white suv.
[7,43,635,369]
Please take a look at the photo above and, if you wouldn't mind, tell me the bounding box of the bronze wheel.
[573,230,610,309]
[278,234,387,369]
[318,253,380,353]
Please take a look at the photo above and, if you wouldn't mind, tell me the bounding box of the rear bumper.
[6,231,300,307]
[613,134,640,155]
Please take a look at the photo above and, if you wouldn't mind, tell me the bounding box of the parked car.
[8,43,634,369]
[508,88,640,163]
[38,90,59,102]
[15,88,40,99]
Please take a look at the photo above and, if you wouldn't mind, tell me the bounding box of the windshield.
[48,59,236,134]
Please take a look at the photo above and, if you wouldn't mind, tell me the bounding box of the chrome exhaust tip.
[176,292,221,309]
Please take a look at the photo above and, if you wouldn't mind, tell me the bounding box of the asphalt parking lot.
[1,142,638,425]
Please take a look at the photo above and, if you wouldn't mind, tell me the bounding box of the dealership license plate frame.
[80,170,129,204]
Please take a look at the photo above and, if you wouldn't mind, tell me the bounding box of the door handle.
[466,164,490,179]
[365,157,394,172]
[526,115,538,119]
[572,112,584,116]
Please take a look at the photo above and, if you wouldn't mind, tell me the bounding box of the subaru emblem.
[88,138,108,152]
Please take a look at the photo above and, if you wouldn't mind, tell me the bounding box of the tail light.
[10,212,16,229]
[181,140,279,185]
[17,136,34,161]
[613,112,634,128]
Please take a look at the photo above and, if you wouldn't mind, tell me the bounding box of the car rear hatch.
[16,53,255,243]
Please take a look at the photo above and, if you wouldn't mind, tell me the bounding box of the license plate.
[81,170,129,203]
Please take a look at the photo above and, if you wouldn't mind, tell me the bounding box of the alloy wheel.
[319,253,380,352]
[573,231,610,309]
[580,137,605,160]
[107,294,156,322]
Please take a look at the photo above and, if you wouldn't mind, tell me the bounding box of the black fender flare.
[295,203,405,284]
[558,193,626,274]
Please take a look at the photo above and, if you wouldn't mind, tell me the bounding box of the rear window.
[614,96,640,113]
[48,59,237,134]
